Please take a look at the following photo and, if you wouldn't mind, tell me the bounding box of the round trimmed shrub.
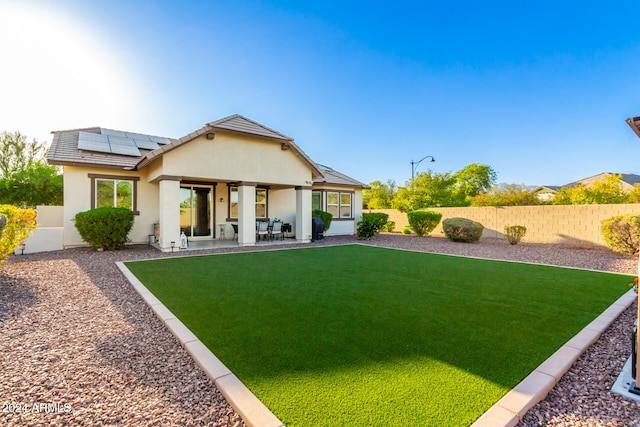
[74,207,134,251]
[407,210,442,237]
[443,217,484,242]
[601,213,640,255]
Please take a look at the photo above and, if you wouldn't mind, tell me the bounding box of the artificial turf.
[125,244,631,426]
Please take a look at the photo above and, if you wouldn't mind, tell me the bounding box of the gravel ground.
[1,234,639,426]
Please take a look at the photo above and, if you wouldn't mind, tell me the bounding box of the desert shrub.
[312,209,332,232]
[443,217,484,242]
[0,205,36,264]
[601,213,640,255]
[407,210,442,237]
[74,207,134,251]
[504,225,527,245]
[402,226,412,234]
[383,221,396,232]
[357,213,389,239]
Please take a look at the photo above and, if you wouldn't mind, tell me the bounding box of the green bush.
[402,226,412,234]
[357,213,389,239]
[383,221,396,232]
[504,225,527,245]
[312,209,332,232]
[407,210,442,237]
[601,213,640,255]
[0,205,36,264]
[74,207,134,251]
[443,217,484,242]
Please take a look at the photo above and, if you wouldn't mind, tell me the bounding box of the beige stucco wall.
[371,204,640,248]
[62,166,159,247]
[150,133,313,186]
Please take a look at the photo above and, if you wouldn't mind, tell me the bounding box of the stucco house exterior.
[47,114,368,251]
[534,173,640,201]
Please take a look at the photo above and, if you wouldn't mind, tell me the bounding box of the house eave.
[626,117,640,139]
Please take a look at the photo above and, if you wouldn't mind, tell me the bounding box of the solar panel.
[110,144,141,156]
[133,139,160,150]
[149,135,171,145]
[101,129,128,138]
[78,132,111,154]
[125,132,151,141]
[107,136,136,146]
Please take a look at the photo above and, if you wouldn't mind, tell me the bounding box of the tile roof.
[47,115,329,181]
[47,127,163,169]
[314,164,369,189]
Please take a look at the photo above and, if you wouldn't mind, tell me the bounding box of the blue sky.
[1,0,640,187]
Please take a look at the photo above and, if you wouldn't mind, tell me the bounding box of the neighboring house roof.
[562,172,640,189]
[314,164,370,189]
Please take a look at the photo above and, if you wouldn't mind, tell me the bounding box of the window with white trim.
[326,191,352,218]
[229,187,268,219]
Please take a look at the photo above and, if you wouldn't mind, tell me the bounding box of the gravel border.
[1,234,638,426]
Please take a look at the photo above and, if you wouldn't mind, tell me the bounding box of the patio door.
[180,185,213,238]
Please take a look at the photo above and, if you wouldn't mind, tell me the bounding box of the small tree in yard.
[0,205,37,265]
[357,212,388,239]
[407,210,442,236]
[312,209,332,232]
[74,207,134,251]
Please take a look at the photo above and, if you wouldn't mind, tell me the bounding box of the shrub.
[312,209,332,232]
[74,207,134,251]
[383,221,396,232]
[443,217,484,242]
[402,226,412,234]
[601,213,640,255]
[504,225,527,245]
[407,210,442,237]
[0,205,36,264]
[357,213,389,239]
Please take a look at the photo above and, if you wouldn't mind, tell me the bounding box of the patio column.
[295,186,312,243]
[238,182,256,246]
[158,177,181,252]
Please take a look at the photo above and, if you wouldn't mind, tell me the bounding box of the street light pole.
[411,155,435,180]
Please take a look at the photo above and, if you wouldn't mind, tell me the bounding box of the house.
[534,173,640,201]
[47,114,368,251]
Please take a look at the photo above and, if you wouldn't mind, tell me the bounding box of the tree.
[0,131,46,178]
[471,184,543,206]
[0,162,63,206]
[363,180,397,209]
[0,131,62,206]
[391,163,497,212]
[452,163,497,203]
[392,170,460,212]
[552,174,627,205]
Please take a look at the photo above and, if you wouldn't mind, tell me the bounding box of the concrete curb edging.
[472,290,637,427]
[116,262,285,427]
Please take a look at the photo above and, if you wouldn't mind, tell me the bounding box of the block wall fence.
[369,204,640,248]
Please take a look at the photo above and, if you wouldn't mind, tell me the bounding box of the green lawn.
[125,245,631,426]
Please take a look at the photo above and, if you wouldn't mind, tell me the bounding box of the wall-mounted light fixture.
[219,197,224,203]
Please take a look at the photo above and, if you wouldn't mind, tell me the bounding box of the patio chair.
[270,221,283,240]
[256,220,269,241]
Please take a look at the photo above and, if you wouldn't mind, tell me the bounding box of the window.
[312,191,321,211]
[89,174,139,213]
[325,191,352,219]
[229,187,268,219]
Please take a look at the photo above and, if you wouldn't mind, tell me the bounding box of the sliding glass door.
[180,185,213,238]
